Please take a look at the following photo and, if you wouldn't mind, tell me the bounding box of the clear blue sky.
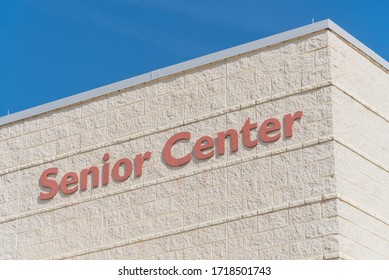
[0,0,388,117]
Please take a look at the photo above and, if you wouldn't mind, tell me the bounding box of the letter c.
[163,132,192,167]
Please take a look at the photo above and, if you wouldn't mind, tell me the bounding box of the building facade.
[0,20,388,259]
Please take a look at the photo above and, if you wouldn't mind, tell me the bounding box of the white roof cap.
[0,19,387,126]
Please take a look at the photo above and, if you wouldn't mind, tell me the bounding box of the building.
[0,19,388,260]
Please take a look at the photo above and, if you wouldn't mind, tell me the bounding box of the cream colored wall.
[0,30,387,259]
[328,32,389,259]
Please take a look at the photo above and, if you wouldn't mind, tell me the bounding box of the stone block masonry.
[0,20,388,259]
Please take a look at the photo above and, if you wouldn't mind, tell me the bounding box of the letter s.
[39,167,59,200]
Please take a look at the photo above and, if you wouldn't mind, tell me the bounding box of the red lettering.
[241,118,258,148]
[102,153,110,186]
[259,118,281,143]
[112,158,133,182]
[194,135,215,160]
[80,166,99,191]
[59,172,79,195]
[284,111,303,138]
[39,167,59,200]
[135,151,152,177]
[217,129,239,155]
[38,110,304,199]
[163,132,192,166]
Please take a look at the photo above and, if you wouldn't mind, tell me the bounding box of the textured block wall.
[329,32,389,259]
[0,30,387,259]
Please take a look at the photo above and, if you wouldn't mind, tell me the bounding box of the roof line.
[0,19,387,126]
[326,20,389,70]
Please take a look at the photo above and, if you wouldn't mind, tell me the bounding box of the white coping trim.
[0,19,387,126]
